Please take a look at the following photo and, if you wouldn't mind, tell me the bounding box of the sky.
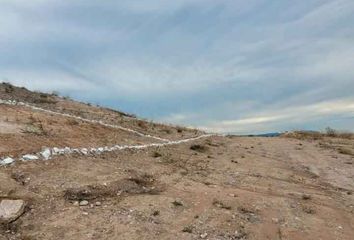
[1,0,354,134]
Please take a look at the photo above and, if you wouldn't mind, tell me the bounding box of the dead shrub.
[190,144,208,153]
[22,118,47,136]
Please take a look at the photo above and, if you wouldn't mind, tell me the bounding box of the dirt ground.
[0,83,353,240]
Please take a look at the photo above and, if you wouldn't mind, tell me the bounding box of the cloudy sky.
[1,0,354,134]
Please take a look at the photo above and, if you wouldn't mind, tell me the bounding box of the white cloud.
[201,99,354,133]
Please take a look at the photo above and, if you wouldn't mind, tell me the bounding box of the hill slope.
[0,83,353,240]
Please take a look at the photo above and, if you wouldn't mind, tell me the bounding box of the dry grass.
[284,128,354,140]
[338,147,354,156]
[21,116,47,135]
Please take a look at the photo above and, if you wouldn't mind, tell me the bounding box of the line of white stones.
[0,99,169,142]
[0,134,213,166]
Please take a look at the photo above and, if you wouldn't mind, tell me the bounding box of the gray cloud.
[1,0,354,133]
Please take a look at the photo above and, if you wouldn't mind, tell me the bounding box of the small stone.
[95,201,102,206]
[80,148,88,155]
[79,200,89,206]
[40,148,51,160]
[0,199,26,223]
[0,157,15,165]
[272,218,279,223]
[172,199,184,207]
[21,154,39,161]
[73,201,79,206]
[200,233,208,239]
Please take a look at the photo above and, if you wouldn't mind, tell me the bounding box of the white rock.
[72,149,80,154]
[200,233,208,239]
[0,157,15,165]
[52,147,60,155]
[81,148,88,155]
[79,200,89,206]
[64,147,72,154]
[0,199,26,223]
[58,148,65,155]
[21,154,39,161]
[41,148,51,160]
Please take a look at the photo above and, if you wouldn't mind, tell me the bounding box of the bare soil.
[0,83,353,240]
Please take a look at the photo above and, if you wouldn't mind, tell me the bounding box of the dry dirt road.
[0,83,353,240]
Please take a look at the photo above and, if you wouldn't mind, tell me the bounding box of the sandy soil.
[0,83,353,240]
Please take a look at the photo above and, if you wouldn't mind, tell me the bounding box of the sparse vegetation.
[66,119,80,126]
[213,199,232,210]
[161,128,172,134]
[33,93,57,104]
[190,144,208,153]
[3,82,14,93]
[284,128,354,140]
[338,147,354,156]
[182,225,193,233]
[137,121,147,129]
[152,151,162,158]
[22,116,47,135]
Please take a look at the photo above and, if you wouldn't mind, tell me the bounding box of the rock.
[64,147,72,154]
[21,154,39,161]
[172,199,184,207]
[0,199,26,223]
[97,147,104,154]
[73,201,79,206]
[95,201,102,206]
[41,148,51,160]
[80,148,88,155]
[52,147,60,155]
[200,233,208,239]
[306,165,320,178]
[79,200,89,206]
[0,157,15,166]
